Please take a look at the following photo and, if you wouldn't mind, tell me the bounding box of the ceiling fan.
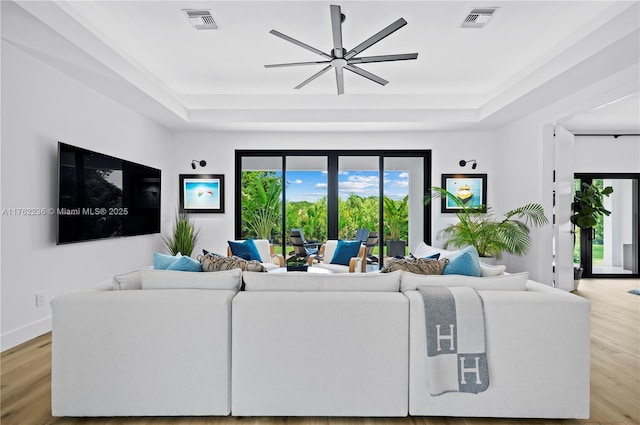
[264,4,418,95]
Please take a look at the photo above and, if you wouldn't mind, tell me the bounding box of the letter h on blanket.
[419,286,489,396]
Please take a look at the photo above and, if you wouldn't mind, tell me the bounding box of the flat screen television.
[57,142,161,244]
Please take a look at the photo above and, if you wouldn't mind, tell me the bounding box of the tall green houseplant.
[570,181,613,282]
[163,212,199,257]
[425,187,548,259]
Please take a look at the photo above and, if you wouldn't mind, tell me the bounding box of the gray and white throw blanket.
[418,286,489,396]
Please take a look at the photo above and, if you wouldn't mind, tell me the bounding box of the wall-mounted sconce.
[191,159,207,169]
[459,159,477,169]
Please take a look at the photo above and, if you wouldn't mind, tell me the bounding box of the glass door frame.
[235,150,432,259]
[575,172,640,278]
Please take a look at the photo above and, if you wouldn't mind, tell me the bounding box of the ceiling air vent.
[183,9,217,30]
[462,8,498,28]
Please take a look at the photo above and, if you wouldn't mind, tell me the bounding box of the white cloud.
[398,172,409,178]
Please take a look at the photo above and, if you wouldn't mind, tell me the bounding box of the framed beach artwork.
[179,174,225,213]
[441,174,487,213]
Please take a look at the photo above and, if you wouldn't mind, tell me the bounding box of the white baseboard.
[1,316,52,352]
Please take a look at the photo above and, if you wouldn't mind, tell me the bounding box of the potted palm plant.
[570,181,613,288]
[384,195,409,257]
[163,211,199,257]
[424,187,548,261]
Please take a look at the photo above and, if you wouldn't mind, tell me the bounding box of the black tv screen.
[57,142,161,244]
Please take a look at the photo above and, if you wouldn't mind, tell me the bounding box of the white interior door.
[553,125,575,291]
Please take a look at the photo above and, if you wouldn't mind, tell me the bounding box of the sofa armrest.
[348,256,363,273]
[271,254,285,267]
[348,245,367,272]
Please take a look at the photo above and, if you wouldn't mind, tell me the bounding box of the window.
[235,150,431,264]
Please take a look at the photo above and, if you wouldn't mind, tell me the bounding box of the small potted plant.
[163,211,199,257]
[570,181,613,289]
[286,255,309,272]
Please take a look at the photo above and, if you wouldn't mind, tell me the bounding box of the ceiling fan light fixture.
[183,9,218,30]
[265,5,418,95]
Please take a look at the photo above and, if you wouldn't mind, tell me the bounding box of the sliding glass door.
[285,155,328,248]
[236,150,431,265]
[575,174,639,278]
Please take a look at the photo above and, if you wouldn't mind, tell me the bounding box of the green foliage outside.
[241,171,283,242]
[241,171,409,246]
[383,195,409,240]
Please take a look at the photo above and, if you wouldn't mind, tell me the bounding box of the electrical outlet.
[35,292,46,308]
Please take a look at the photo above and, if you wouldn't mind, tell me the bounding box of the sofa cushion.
[153,252,182,270]
[228,239,262,262]
[166,255,202,272]
[141,268,242,291]
[412,241,459,259]
[480,263,506,277]
[112,266,153,290]
[242,270,402,292]
[330,240,362,266]
[380,257,447,275]
[442,246,482,277]
[400,271,529,292]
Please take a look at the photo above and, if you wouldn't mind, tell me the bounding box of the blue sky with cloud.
[285,170,409,202]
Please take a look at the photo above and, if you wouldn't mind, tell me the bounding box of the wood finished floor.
[1,278,638,425]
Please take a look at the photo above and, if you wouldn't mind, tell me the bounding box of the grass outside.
[574,243,604,265]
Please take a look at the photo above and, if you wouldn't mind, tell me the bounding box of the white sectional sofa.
[232,271,408,416]
[50,266,590,419]
[402,273,590,419]
[51,268,242,417]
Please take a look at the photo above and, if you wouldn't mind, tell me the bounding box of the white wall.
[171,131,498,257]
[573,135,640,173]
[494,66,639,285]
[0,41,174,350]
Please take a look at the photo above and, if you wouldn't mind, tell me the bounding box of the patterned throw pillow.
[380,257,448,275]
[198,253,266,272]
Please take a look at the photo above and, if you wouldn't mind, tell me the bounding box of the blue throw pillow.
[154,252,181,270]
[443,246,482,276]
[330,240,362,266]
[166,255,202,272]
[228,239,262,262]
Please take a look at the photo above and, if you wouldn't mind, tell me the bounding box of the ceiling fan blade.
[265,60,331,68]
[269,30,332,59]
[349,53,418,64]
[330,5,344,58]
[344,64,388,86]
[344,18,407,60]
[335,66,345,95]
[295,65,333,90]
